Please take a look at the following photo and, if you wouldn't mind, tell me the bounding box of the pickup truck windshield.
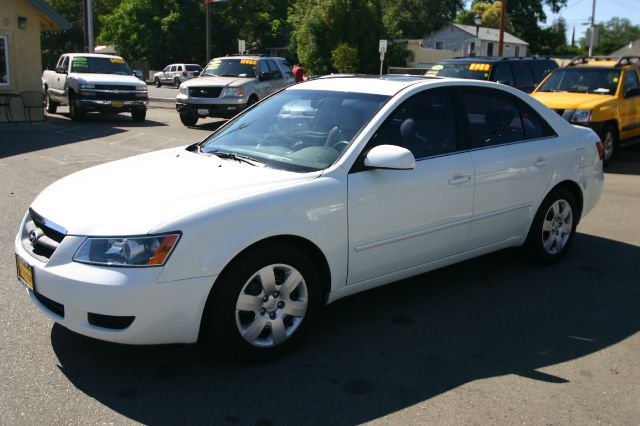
[70,56,132,75]
[201,59,256,78]
[538,68,621,95]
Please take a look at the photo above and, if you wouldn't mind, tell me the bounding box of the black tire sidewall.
[201,244,322,361]
[179,111,198,126]
[601,125,617,166]
[132,109,146,122]
[155,78,161,87]
[525,187,578,264]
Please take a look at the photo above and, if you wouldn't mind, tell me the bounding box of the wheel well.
[551,180,584,222]
[222,235,331,301]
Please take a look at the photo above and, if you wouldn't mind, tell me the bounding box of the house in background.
[420,23,528,59]
[610,40,640,57]
[0,0,71,123]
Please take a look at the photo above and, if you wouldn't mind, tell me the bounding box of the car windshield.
[70,56,132,75]
[537,68,621,95]
[199,89,390,172]
[201,58,257,78]
[427,62,492,80]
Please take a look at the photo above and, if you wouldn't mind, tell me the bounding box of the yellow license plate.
[112,101,124,108]
[16,255,34,290]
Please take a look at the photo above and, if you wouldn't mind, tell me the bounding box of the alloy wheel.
[541,199,573,255]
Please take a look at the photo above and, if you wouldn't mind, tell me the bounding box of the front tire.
[154,77,161,87]
[524,187,577,264]
[179,111,198,126]
[131,108,146,122]
[200,244,321,361]
[601,124,617,167]
[68,93,83,121]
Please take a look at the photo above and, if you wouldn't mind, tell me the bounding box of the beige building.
[0,0,70,123]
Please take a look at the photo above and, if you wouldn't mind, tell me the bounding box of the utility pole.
[205,0,211,61]
[588,0,597,56]
[498,0,506,56]
[87,0,94,52]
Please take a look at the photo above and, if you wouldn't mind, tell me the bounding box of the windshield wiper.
[209,151,265,167]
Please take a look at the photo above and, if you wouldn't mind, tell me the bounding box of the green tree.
[381,0,464,39]
[456,1,514,32]
[332,43,359,72]
[41,0,121,69]
[587,18,640,55]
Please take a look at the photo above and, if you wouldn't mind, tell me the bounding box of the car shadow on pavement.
[51,233,640,425]
[58,112,169,128]
[606,144,640,175]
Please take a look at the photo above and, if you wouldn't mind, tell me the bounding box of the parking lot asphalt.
[1,106,639,425]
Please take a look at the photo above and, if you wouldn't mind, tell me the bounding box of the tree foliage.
[587,18,640,55]
[456,1,514,33]
[332,43,359,72]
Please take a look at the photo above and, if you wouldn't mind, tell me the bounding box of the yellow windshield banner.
[240,59,257,65]
[110,58,125,64]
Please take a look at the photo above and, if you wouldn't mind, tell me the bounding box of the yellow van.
[531,56,640,165]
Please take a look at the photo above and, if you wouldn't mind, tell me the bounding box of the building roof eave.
[28,0,72,31]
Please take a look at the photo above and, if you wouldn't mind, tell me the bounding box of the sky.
[465,0,640,41]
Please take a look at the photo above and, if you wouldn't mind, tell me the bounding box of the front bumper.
[176,94,247,118]
[78,99,148,112]
[14,214,214,345]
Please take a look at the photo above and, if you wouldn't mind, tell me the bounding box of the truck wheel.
[45,91,58,114]
[154,77,161,87]
[180,111,198,126]
[173,77,181,87]
[601,125,617,167]
[131,108,146,122]
[68,93,84,121]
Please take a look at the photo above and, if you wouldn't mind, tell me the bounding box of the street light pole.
[588,0,597,57]
[205,1,210,61]
[473,13,482,57]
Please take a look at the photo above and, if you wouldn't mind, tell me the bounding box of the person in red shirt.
[292,63,305,83]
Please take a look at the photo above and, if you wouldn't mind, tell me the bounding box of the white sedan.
[15,76,603,360]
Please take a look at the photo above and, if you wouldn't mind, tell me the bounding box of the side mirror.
[133,70,144,79]
[625,87,640,98]
[364,145,415,170]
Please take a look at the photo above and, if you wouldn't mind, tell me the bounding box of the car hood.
[181,76,252,88]
[531,92,614,110]
[30,147,320,236]
[71,73,143,86]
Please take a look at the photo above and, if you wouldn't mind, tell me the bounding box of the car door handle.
[448,175,471,185]
[534,158,549,167]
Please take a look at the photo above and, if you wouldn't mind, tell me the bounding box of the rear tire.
[200,243,321,361]
[179,111,198,126]
[45,90,58,114]
[601,124,617,167]
[154,77,161,87]
[524,187,577,265]
[173,77,181,87]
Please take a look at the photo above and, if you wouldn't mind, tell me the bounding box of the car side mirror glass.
[364,145,416,170]
[625,87,640,98]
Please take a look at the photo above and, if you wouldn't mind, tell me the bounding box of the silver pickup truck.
[176,55,294,126]
[42,53,148,122]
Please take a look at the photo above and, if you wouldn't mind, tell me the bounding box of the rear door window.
[492,63,514,86]
[511,62,535,92]
[530,60,558,83]
[266,60,283,80]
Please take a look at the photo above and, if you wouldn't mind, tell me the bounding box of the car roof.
[441,57,552,64]
[215,55,286,61]
[288,75,449,96]
[68,53,122,59]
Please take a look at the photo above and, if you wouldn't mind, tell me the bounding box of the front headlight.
[136,84,148,92]
[572,109,592,123]
[79,84,95,89]
[73,233,180,267]
[221,87,244,97]
[179,85,188,95]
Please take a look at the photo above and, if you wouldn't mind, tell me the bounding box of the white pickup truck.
[42,53,148,122]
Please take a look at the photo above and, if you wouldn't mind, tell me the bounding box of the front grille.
[88,313,135,330]
[22,209,66,262]
[85,93,141,101]
[189,87,223,98]
[34,291,65,318]
[94,84,137,91]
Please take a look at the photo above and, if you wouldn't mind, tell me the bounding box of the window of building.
[435,41,444,50]
[0,36,9,86]
[487,42,494,56]
[515,46,520,56]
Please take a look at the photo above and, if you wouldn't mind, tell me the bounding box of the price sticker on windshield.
[240,59,257,65]
[469,63,491,72]
[72,57,88,67]
[110,58,125,64]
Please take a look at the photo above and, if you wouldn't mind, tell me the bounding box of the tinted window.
[538,68,621,95]
[623,70,639,95]
[492,63,514,85]
[186,65,201,71]
[429,62,491,80]
[278,60,294,78]
[519,102,547,139]
[460,89,525,147]
[170,65,176,72]
[373,90,456,159]
[266,60,282,79]
[530,60,558,83]
[511,62,535,91]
